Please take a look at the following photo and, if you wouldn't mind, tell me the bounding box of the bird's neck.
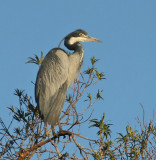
[65,42,84,63]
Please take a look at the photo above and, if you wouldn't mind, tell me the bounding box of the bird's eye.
[79,33,84,37]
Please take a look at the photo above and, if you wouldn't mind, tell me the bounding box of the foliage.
[0,54,156,160]
[89,113,156,160]
[26,51,43,66]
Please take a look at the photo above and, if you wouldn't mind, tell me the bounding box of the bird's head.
[58,29,101,50]
[65,29,101,45]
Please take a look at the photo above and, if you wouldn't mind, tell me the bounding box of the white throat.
[68,37,87,45]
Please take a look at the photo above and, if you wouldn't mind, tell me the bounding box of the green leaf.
[96,71,105,80]
[96,90,103,100]
[14,89,24,97]
[84,67,96,74]
[26,51,44,66]
[90,56,99,65]
[8,105,15,113]
[88,93,92,100]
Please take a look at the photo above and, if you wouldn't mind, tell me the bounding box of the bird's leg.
[58,121,63,131]
[51,125,56,137]
[44,124,47,132]
[51,126,59,143]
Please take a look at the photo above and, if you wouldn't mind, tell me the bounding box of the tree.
[0,53,156,160]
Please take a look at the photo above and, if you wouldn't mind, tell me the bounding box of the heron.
[35,29,101,125]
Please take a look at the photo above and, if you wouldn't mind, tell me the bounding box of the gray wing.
[35,48,69,125]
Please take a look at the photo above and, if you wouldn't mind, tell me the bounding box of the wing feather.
[35,49,69,124]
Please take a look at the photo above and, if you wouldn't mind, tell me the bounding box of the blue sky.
[0,0,156,141]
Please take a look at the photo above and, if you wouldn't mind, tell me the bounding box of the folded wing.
[35,49,69,125]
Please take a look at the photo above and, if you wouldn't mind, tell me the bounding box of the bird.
[35,29,101,125]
